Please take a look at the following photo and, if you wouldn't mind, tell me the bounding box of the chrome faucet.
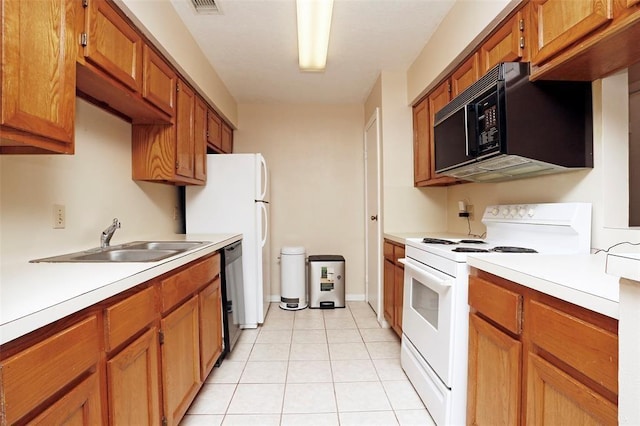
[101,218,121,248]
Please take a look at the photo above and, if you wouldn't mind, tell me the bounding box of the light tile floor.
[180,302,435,426]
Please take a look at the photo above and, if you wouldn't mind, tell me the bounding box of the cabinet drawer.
[528,299,618,395]
[1,315,100,424]
[384,241,395,261]
[469,276,522,335]
[395,245,405,263]
[105,286,157,351]
[161,254,220,313]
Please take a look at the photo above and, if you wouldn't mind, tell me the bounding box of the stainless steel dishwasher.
[220,240,244,361]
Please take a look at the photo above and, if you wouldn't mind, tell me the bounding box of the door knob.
[370,215,378,221]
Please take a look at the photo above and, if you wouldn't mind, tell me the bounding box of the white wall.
[0,100,178,264]
[233,104,366,300]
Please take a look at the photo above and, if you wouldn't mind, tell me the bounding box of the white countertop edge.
[606,252,640,282]
[0,234,242,345]
[467,256,619,319]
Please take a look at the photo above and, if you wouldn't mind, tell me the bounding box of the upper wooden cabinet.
[451,53,480,96]
[412,98,431,184]
[0,0,77,154]
[480,7,528,73]
[194,97,208,181]
[529,0,640,80]
[530,0,612,65]
[221,122,234,154]
[427,81,461,186]
[84,0,142,92]
[132,80,207,185]
[143,45,177,117]
[207,108,223,152]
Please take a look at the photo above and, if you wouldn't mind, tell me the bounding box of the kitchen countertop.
[0,233,242,345]
[467,254,619,319]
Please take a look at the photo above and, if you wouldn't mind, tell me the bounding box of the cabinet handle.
[520,36,525,49]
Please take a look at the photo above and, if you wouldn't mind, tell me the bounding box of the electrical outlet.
[53,204,65,229]
[467,204,474,220]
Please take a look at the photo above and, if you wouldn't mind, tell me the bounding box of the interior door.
[364,108,382,318]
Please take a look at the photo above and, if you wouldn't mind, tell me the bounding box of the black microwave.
[433,62,593,181]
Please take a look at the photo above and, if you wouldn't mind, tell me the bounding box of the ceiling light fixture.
[296,0,334,72]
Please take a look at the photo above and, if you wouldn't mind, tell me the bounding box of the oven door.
[400,257,455,387]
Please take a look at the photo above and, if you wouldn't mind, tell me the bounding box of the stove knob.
[518,207,526,217]
[509,207,517,217]
[501,208,510,216]
[528,208,535,217]
[491,207,499,216]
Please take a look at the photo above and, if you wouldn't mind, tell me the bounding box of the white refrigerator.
[186,154,270,328]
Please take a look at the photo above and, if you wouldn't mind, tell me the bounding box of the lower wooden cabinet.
[161,296,202,426]
[467,313,522,425]
[30,373,103,425]
[383,239,405,336]
[199,279,223,380]
[0,252,223,425]
[106,327,161,425]
[468,268,619,425]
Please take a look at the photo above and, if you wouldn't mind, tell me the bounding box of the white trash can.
[280,246,307,310]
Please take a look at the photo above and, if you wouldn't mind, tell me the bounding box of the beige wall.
[0,100,178,264]
[116,0,238,126]
[365,72,448,235]
[233,104,366,300]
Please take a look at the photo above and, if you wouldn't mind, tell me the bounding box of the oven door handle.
[398,258,452,294]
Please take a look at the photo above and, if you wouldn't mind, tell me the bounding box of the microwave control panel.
[476,91,500,153]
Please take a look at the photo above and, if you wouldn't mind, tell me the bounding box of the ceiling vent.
[190,0,220,14]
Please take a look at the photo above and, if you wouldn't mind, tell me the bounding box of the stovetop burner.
[451,246,538,254]
[422,238,457,244]
[492,246,538,253]
[451,247,490,253]
[422,238,486,245]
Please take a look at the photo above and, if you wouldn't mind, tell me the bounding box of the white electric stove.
[400,203,592,425]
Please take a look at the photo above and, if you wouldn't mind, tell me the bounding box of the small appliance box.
[308,255,345,309]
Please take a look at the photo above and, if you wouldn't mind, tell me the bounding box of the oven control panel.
[483,203,590,225]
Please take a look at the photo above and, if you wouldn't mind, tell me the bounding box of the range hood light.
[296,0,334,72]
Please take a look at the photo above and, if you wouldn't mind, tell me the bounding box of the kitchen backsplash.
[0,99,178,264]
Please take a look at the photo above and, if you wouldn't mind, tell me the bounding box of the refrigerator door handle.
[259,202,268,247]
[259,155,268,200]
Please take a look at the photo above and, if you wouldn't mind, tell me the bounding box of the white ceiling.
[169,0,455,104]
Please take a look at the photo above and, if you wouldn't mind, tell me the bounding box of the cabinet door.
[221,122,234,153]
[530,0,613,65]
[467,313,522,426]
[161,296,201,426]
[526,353,618,425]
[412,98,430,185]
[194,97,207,182]
[451,53,480,97]
[1,0,76,152]
[479,9,526,72]
[199,279,223,380]
[383,258,395,326]
[142,45,176,117]
[85,0,143,92]
[107,327,161,425]
[29,373,103,425]
[207,109,223,151]
[175,80,196,179]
